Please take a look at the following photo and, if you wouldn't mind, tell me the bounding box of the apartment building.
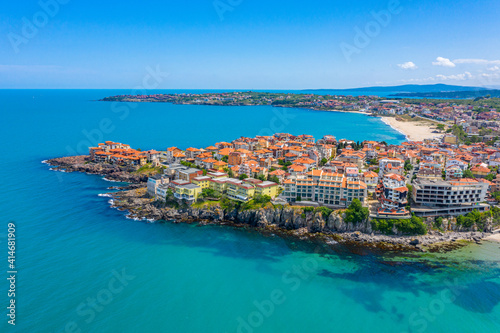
[171,180,202,203]
[376,173,409,217]
[147,174,169,196]
[281,171,367,208]
[412,178,489,216]
[378,157,405,176]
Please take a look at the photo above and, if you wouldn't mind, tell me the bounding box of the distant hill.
[304,84,488,93]
[390,89,500,99]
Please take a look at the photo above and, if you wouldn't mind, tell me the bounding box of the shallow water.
[0,90,498,333]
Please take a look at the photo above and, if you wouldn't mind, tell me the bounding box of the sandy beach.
[484,233,500,242]
[381,116,443,142]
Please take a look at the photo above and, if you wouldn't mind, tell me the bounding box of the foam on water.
[2,89,498,333]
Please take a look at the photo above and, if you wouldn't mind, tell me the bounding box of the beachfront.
[381,116,442,142]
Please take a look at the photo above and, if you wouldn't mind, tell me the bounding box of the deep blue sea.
[1,90,499,333]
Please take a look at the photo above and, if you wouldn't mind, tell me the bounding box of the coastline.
[484,232,500,242]
[100,98,431,142]
[109,187,489,253]
[380,116,443,142]
[45,156,496,253]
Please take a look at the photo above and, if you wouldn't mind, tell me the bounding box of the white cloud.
[435,71,472,81]
[487,66,500,72]
[432,57,456,68]
[399,77,436,83]
[480,73,500,79]
[397,61,418,70]
[399,71,477,83]
[453,58,500,65]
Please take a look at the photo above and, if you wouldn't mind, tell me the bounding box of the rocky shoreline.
[112,187,496,253]
[46,156,499,253]
[46,155,148,184]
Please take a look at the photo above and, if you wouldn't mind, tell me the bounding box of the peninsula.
[47,131,500,252]
[100,91,500,142]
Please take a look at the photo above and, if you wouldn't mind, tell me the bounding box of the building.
[445,165,463,180]
[362,171,378,189]
[255,181,279,198]
[171,180,201,203]
[492,174,500,192]
[281,172,367,208]
[225,179,256,202]
[412,178,489,216]
[203,177,279,202]
[191,176,211,189]
[442,135,458,145]
[470,165,491,178]
[378,157,405,176]
[176,167,203,182]
[147,174,169,196]
[376,174,409,218]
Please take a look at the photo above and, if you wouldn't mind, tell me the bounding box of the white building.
[412,178,489,216]
[376,173,409,217]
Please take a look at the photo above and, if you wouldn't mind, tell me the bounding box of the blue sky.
[1,0,499,89]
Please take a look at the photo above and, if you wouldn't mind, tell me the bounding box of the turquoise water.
[0,90,499,333]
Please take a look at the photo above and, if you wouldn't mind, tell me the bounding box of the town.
[88,130,500,234]
[101,92,500,139]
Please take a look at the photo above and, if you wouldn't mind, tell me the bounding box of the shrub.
[344,199,369,224]
[314,206,333,218]
[371,216,427,235]
[434,216,443,229]
[303,206,314,213]
[456,210,481,228]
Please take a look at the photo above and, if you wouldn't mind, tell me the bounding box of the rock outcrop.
[46,157,498,252]
[46,156,148,183]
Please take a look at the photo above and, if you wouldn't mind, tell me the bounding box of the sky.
[1,0,499,89]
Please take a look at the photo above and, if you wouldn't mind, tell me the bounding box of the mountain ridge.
[303,84,491,93]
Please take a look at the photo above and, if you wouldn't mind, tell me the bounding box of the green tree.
[269,175,280,184]
[408,215,427,235]
[253,194,271,205]
[485,173,496,181]
[344,199,369,224]
[239,174,248,180]
[202,188,217,198]
[434,216,443,229]
[404,160,413,171]
[462,169,475,178]
[314,206,333,218]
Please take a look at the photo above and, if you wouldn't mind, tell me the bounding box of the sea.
[0,89,499,333]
